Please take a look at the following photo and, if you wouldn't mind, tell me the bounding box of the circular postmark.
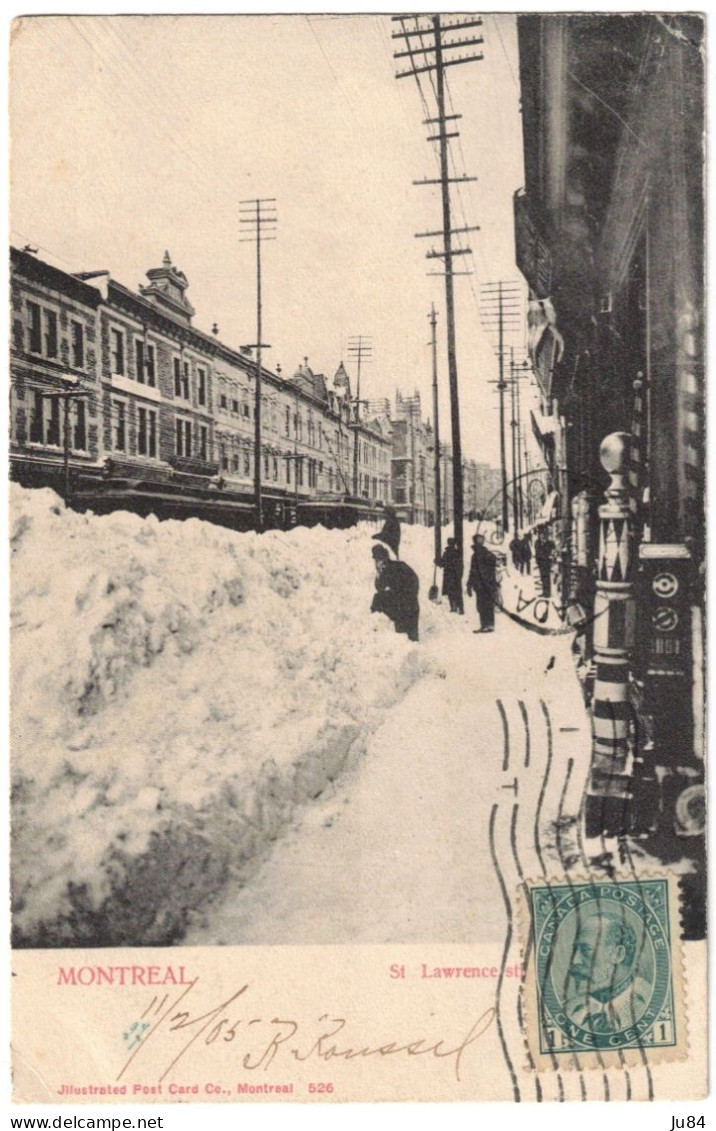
[471,471,602,636]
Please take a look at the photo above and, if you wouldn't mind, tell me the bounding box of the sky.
[10,13,539,467]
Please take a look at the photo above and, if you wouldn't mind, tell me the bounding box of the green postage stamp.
[524,878,686,1070]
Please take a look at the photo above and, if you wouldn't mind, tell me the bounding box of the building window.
[110,327,125,376]
[71,321,85,369]
[135,340,156,387]
[145,343,156,387]
[27,302,42,354]
[273,455,278,481]
[135,339,146,384]
[232,397,239,414]
[264,450,269,476]
[285,407,290,436]
[243,448,250,474]
[174,357,182,398]
[113,399,127,452]
[296,458,304,487]
[242,392,250,419]
[137,406,157,458]
[73,399,87,451]
[29,390,61,447]
[26,303,59,360]
[231,451,239,472]
[182,360,190,400]
[199,424,208,461]
[219,442,228,471]
[176,417,191,457]
[44,309,58,359]
[198,367,207,407]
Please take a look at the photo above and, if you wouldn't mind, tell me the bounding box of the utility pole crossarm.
[426,248,472,259]
[416,225,480,238]
[397,54,483,79]
[413,176,478,186]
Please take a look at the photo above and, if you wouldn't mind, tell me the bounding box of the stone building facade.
[10,247,392,530]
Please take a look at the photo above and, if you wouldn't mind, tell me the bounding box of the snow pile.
[10,486,433,945]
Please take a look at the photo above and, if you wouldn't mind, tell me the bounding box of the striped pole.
[585,432,636,838]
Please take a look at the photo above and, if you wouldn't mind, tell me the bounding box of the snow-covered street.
[185,570,592,945]
[11,485,592,949]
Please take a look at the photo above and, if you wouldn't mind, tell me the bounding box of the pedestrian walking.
[535,528,555,597]
[370,544,420,642]
[509,533,522,573]
[521,532,532,576]
[466,534,499,633]
[436,536,464,613]
[372,505,401,559]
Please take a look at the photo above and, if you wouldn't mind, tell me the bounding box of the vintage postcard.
[9,12,706,1107]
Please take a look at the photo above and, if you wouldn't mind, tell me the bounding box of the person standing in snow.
[436,536,464,613]
[466,534,498,633]
[521,532,532,576]
[509,533,522,573]
[372,505,401,559]
[370,543,420,642]
[535,528,555,597]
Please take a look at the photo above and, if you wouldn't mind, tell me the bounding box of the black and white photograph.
[8,11,707,1107]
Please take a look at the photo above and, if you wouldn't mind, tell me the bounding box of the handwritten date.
[118,979,495,1086]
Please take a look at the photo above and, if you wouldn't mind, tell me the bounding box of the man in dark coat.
[466,534,498,633]
[521,532,532,576]
[509,534,522,573]
[372,506,401,559]
[534,528,555,597]
[436,536,464,613]
[370,544,419,641]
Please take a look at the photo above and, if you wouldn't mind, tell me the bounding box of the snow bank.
[10,486,434,945]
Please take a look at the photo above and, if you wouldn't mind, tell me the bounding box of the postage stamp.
[521,876,687,1071]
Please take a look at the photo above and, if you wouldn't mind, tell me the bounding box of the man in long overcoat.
[436,536,464,613]
[466,534,498,633]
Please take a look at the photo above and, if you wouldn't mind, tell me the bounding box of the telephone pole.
[481,280,522,532]
[240,197,276,531]
[510,351,531,530]
[347,334,372,498]
[394,14,483,562]
[429,304,442,560]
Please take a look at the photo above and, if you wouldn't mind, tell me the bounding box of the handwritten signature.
[118,979,495,1085]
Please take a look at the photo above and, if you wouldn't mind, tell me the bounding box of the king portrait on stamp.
[526,878,682,1066]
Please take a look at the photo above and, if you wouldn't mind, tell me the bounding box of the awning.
[534,490,559,525]
[530,409,557,445]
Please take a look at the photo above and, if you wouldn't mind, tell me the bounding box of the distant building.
[9,247,391,529]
